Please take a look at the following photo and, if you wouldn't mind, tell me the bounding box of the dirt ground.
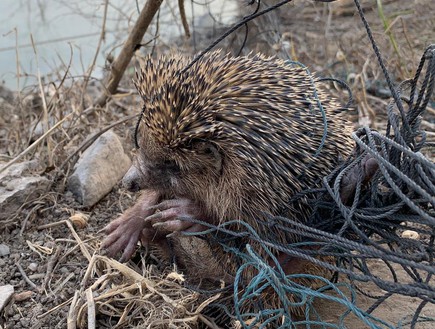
[0,0,434,328]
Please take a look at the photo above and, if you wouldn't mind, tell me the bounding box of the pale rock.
[0,160,50,220]
[401,230,420,240]
[0,285,14,312]
[28,262,38,272]
[67,130,131,207]
[0,244,10,257]
[0,85,14,103]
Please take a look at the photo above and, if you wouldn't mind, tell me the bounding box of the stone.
[0,85,14,103]
[0,160,39,178]
[0,285,14,312]
[0,161,50,220]
[67,130,131,207]
[28,263,38,272]
[14,291,33,302]
[401,230,420,240]
[0,244,10,257]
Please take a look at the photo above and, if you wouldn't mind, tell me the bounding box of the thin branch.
[95,0,163,107]
[178,0,190,38]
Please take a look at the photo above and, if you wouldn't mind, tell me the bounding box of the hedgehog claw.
[145,198,204,234]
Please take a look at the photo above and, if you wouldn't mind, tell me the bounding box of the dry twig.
[16,262,39,291]
[0,113,73,175]
[81,0,110,111]
[95,0,163,107]
[178,0,190,38]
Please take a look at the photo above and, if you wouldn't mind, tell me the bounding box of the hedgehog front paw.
[101,190,160,262]
[102,213,147,262]
[145,198,207,235]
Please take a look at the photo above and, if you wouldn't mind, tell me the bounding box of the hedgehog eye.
[162,159,179,173]
[203,146,214,155]
[198,143,222,174]
[163,159,176,167]
[204,145,220,160]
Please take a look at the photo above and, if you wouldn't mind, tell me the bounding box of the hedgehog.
[101,51,377,318]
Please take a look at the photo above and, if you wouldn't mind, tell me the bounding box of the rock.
[20,319,30,327]
[0,161,50,220]
[0,244,10,257]
[401,230,420,240]
[14,291,34,302]
[67,130,131,207]
[0,85,16,131]
[0,285,14,312]
[28,263,38,272]
[0,85,15,103]
[0,159,39,177]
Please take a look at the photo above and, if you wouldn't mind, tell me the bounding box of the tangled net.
[158,1,435,327]
[179,41,435,328]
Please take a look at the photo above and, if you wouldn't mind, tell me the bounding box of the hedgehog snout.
[122,164,146,192]
[122,155,182,192]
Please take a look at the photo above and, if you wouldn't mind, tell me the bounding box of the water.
[0,0,238,91]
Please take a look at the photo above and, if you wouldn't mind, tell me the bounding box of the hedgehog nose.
[122,165,143,192]
[124,179,141,192]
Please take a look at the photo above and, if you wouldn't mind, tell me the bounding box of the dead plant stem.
[81,0,109,111]
[0,113,73,175]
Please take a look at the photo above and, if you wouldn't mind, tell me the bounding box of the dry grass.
[0,0,434,328]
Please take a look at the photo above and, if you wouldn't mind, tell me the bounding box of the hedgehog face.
[124,126,223,198]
